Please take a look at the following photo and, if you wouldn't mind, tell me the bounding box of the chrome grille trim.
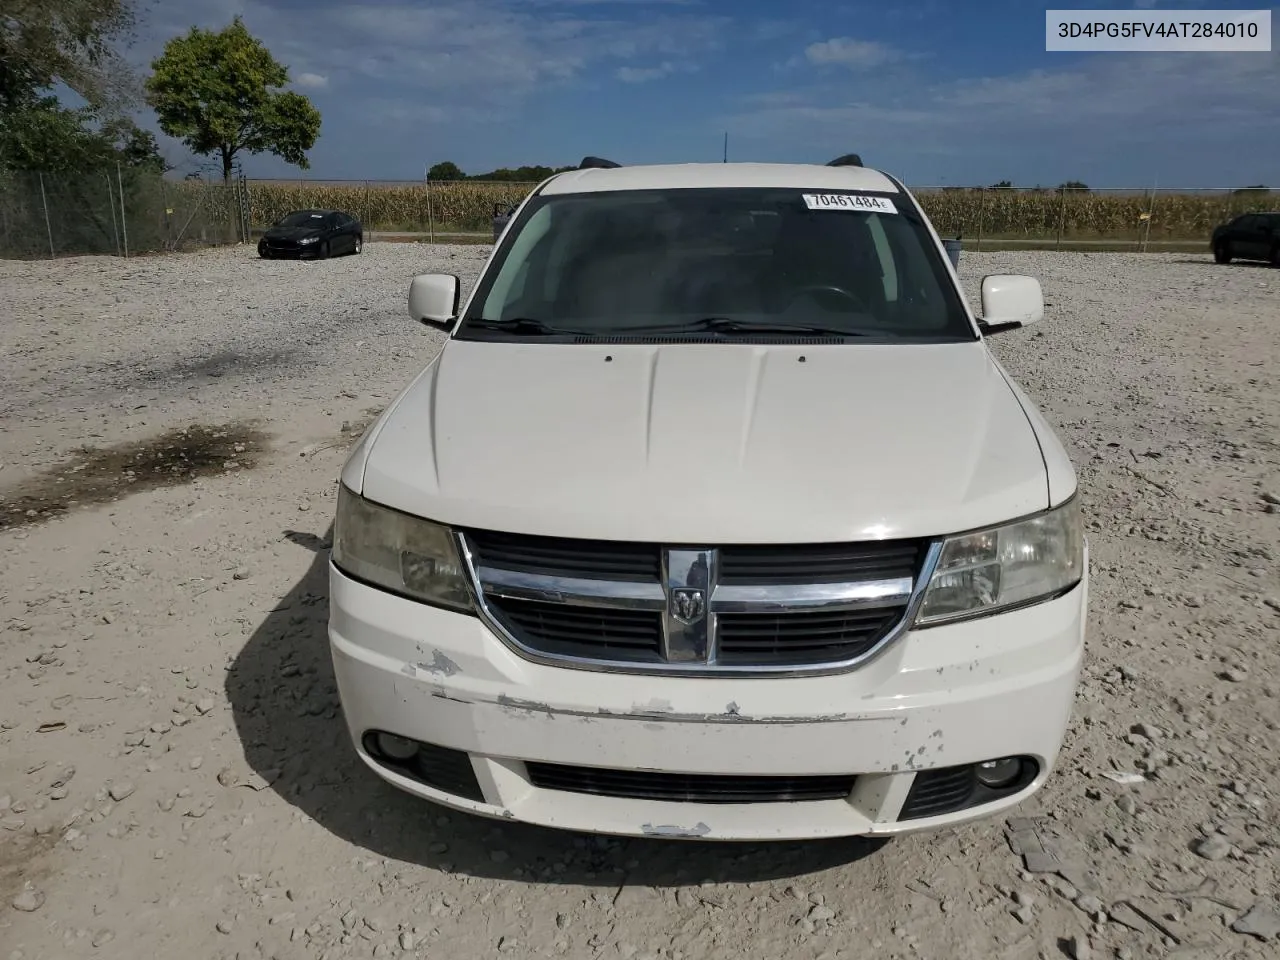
[477,566,665,610]
[710,578,912,613]
[476,566,912,615]
[457,533,944,678]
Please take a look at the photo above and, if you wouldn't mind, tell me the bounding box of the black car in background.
[1211,212,1280,265]
[258,209,363,259]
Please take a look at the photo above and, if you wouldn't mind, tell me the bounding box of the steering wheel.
[787,283,869,313]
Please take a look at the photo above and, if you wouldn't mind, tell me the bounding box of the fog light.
[375,732,419,761]
[975,758,1022,789]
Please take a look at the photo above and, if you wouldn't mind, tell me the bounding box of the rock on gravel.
[1232,902,1280,941]
[1193,835,1232,861]
[11,887,45,912]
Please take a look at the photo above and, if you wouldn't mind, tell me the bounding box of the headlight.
[299,236,318,244]
[915,497,1084,626]
[332,485,475,612]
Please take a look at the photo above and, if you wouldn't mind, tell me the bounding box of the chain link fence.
[910,185,1274,250]
[243,179,537,238]
[2,174,1274,259]
[0,168,242,259]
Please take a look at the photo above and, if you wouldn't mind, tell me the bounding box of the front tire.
[1213,241,1232,264]
[1270,244,1280,268]
[318,240,331,260]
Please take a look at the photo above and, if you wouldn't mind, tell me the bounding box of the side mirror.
[408,273,460,331]
[978,274,1043,335]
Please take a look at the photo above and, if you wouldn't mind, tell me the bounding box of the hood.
[355,340,1052,543]
[264,225,322,241]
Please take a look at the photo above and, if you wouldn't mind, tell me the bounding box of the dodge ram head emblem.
[670,587,706,624]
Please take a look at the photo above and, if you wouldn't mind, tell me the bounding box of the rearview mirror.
[408,273,460,331]
[978,274,1043,335]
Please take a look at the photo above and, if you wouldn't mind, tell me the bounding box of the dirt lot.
[1,243,1278,960]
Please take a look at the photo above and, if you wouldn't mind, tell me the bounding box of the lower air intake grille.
[526,762,856,803]
[362,732,485,803]
[898,766,977,820]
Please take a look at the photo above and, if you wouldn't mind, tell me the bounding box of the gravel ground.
[1,243,1278,960]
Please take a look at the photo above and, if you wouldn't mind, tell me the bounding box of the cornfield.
[914,188,1271,241]
[170,179,542,233]
[216,181,1272,239]
[5,172,1274,259]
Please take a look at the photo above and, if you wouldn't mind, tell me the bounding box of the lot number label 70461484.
[802,193,898,214]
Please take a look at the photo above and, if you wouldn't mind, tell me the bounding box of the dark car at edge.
[1211,211,1280,266]
[258,209,363,260]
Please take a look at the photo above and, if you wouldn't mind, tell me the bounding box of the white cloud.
[721,50,1280,182]
[615,61,680,82]
[804,37,900,70]
[521,0,697,5]
[137,0,727,111]
[294,72,328,89]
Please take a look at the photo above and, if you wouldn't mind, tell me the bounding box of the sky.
[125,0,1280,187]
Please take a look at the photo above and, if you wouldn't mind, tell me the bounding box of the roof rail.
[826,154,863,168]
[578,156,622,169]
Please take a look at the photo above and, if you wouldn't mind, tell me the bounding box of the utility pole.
[723,132,728,163]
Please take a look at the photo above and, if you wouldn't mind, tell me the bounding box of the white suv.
[329,155,1088,841]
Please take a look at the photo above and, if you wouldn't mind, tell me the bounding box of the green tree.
[0,92,164,171]
[144,16,321,182]
[474,163,576,182]
[1059,180,1089,192]
[427,160,465,181]
[0,0,140,111]
[988,180,1014,190]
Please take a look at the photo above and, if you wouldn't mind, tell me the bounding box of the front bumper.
[259,241,322,258]
[328,561,1087,841]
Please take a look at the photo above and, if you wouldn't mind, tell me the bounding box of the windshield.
[276,211,326,228]
[457,187,974,342]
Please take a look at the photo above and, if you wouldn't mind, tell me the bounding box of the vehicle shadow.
[1165,258,1271,268]
[225,522,890,886]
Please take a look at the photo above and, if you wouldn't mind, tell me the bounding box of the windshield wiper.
[640,317,876,337]
[462,317,569,336]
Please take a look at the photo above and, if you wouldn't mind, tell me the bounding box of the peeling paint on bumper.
[328,562,1087,841]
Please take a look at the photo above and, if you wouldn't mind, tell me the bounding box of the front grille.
[718,541,924,585]
[490,597,664,662]
[465,528,660,582]
[526,762,857,803]
[716,607,901,666]
[464,529,930,673]
[898,766,977,820]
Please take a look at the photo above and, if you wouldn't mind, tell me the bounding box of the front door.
[1235,216,1268,260]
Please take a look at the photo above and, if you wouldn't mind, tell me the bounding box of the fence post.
[364,180,372,240]
[1141,187,1158,253]
[38,172,55,257]
[975,187,987,252]
[105,172,122,256]
[116,162,130,257]
[426,177,435,243]
[1055,186,1067,249]
[160,178,173,250]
